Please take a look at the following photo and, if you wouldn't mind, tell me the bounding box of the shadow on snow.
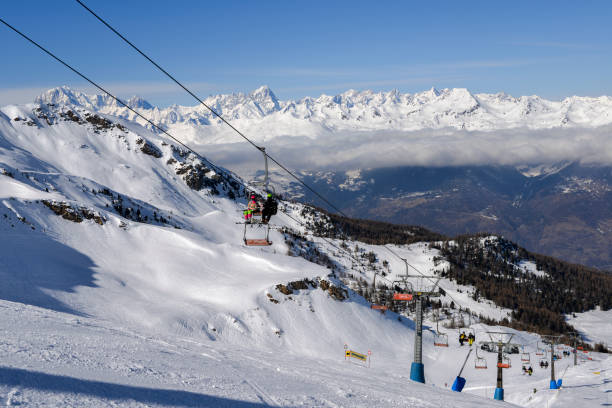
[0,233,97,315]
[0,366,269,407]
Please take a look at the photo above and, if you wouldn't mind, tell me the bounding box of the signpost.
[344,344,371,367]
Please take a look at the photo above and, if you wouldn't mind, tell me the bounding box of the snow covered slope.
[0,100,609,407]
[35,86,612,144]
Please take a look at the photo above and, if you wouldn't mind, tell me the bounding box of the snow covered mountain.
[35,86,612,140]
[1,98,610,407]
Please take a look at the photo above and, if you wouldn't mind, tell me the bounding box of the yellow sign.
[346,350,368,362]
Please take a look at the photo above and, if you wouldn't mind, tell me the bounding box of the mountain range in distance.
[35,85,612,134]
[16,86,612,270]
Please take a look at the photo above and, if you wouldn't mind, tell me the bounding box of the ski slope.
[0,100,610,406]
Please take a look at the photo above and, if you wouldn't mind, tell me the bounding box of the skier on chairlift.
[459,331,466,346]
[245,194,259,223]
[262,193,278,224]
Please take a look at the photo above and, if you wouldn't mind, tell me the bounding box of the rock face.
[275,278,347,301]
[42,200,105,225]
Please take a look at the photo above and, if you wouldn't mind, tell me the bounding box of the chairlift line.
[0,8,500,321]
[2,15,588,398]
[75,0,470,310]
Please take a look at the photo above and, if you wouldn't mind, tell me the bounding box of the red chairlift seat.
[243,223,272,246]
[434,332,449,347]
[393,293,413,301]
[497,355,511,368]
[245,238,272,246]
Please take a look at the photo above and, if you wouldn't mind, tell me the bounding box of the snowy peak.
[126,96,153,110]
[35,87,153,112]
[248,85,281,115]
[35,86,104,110]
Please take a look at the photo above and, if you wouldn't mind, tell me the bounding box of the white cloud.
[200,126,612,177]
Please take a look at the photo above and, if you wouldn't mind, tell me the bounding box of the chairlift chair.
[242,145,277,247]
[475,348,487,369]
[521,352,530,363]
[475,357,487,369]
[497,354,511,369]
[370,304,388,311]
[434,332,449,347]
[243,220,272,246]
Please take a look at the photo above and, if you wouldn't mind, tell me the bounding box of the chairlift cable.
[75,0,347,218]
[2,17,576,359]
[0,17,227,179]
[74,0,471,309]
[0,13,470,317]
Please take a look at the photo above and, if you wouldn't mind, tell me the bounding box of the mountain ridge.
[31,85,612,134]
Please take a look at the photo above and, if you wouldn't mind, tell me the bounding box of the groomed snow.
[566,308,612,346]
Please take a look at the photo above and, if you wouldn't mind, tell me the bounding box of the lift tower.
[392,262,442,384]
[542,335,563,389]
[487,332,514,401]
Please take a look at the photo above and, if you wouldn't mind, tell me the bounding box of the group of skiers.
[522,365,534,376]
[244,192,278,224]
[459,331,476,346]
[539,360,550,368]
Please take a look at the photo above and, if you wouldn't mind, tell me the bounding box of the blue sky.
[1,0,611,106]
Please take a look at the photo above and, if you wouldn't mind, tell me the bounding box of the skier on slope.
[262,193,278,224]
[459,332,466,346]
